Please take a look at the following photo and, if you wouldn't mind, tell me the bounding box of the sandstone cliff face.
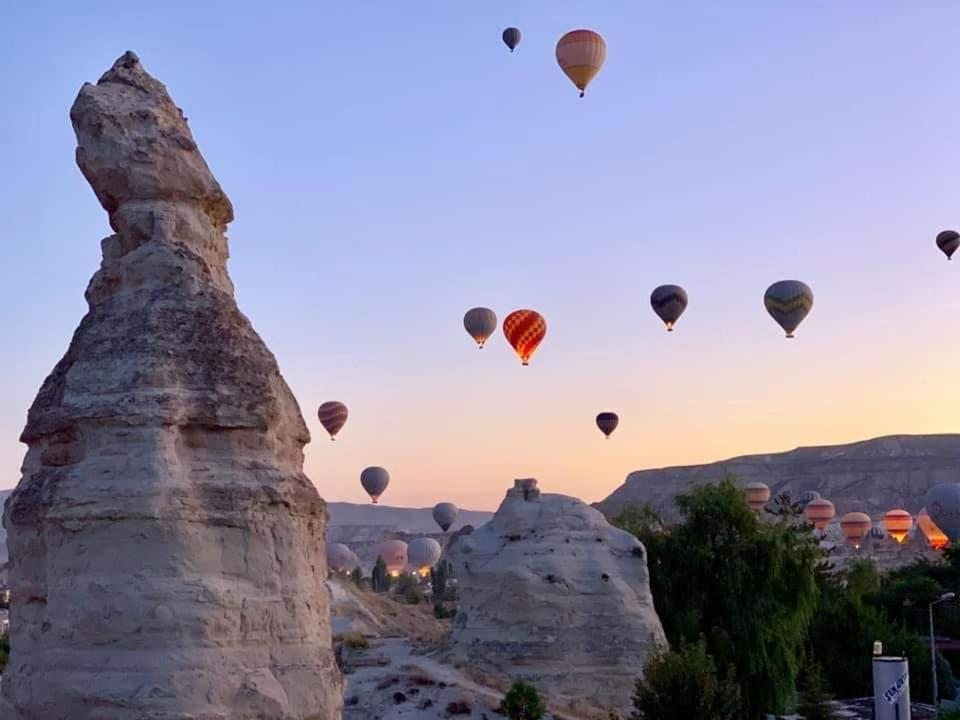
[448,479,666,715]
[597,434,960,520]
[1,52,342,719]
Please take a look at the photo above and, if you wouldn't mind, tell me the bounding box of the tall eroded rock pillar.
[1,52,343,719]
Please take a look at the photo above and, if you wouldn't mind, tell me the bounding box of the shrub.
[631,639,740,720]
[499,680,546,720]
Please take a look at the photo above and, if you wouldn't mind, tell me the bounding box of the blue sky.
[3,3,960,508]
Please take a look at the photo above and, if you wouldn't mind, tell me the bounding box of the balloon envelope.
[804,497,835,530]
[596,412,619,438]
[327,542,358,573]
[408,537,442,572]
[317,401,348,440]
[503,310,547,366]
[463,307,497,349]
[918,507,950,550]
[376,540,408,574]
[361,466,390,504]
[764,280,814,338]
[745,482,771,512]
[883,509,913,544]
[840,512,872,547]
[937,230,960,260]
[502,27,521,51]
[925,484,960,542]
[650,285,688,331]
[432,502,458,532]
[556,29,606,97]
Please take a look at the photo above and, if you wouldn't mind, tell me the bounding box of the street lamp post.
[929,591,956,706]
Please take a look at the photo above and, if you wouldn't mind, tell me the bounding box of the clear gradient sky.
[2,2,960,509]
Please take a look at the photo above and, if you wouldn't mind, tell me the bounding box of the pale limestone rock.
[0,51,342,719]
[448,479,666,714]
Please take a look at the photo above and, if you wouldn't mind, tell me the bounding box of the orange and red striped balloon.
[503,310,547,366]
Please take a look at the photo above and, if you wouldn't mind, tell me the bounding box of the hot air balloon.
[745,482,771,512]
[883,509,913,544]
[918,508,949,550]
[432,502,458,532]
[327,543,358,573]
[925,484,960,543]
[555,29,606,97]
[804,497,835,530]
[764,280,814,339]
[800,490,821,505]
[317,401,348,441]
[937,230,960,261]
[361,466,390,504]
[650,285,688,332]
[840,512,872,548]
[502,27,521,52]
[408,537,443,576]
[503,309,546,366]
[596,412,619,439]
[463,307,497,349]
[376,540,408,576]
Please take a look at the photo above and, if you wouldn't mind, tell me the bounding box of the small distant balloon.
[883,509,913,544]
[502,27,521,52]
[804,497,835,530]
[317,401,348,441]
[840,512,872,549]
[463,307,498,349]
[596,412,619,439]
[361,466,390,504]
[555,29,606,97]
[937,230,960,261]
[433,502,459,532]
[745,482,771,512]
[503,309,547,366]
[764,280,814,338]
[408,537,443,573]
[800,490,821,505]
[650,285,688,332]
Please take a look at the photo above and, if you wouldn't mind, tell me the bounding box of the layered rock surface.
[1,52,342,719]
[597,434,960,520]
[448,479,666,714]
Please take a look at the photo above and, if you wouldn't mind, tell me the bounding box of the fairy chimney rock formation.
[448,479,667,713]
[1,51,343,719]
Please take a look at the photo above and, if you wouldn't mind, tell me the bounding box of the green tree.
[0,632,8,674]
[795,663,836,720]
[350,566,363,587]
[630,639,740,720]
[614,477,822,719]
[499,680,546,720]
[430,558,451,600]
[396,573,424,604]
[371,556,391,593]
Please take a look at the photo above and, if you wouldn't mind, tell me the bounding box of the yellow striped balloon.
[556,29,606,97]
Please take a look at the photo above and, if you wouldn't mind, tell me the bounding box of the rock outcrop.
[448,479,666,715]
[597,434,960,520]
[1,52,342,719]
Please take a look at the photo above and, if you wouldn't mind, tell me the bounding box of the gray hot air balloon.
[650,284,688,332]
[925,483,960,543]
[596,412,619,439]
[764,280,814,338]
[361,466,390,504]
[937,230,960,261]
[408,537,443,572]
[432,502,459,532]
[502,27,521,52]
[463,307,498,349]
[327,542,358,573]
[800,490,821,505]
